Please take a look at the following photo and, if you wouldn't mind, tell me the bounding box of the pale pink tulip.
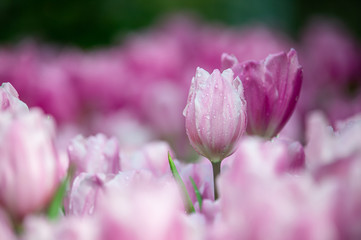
[68,134,121,176]
[22,215,99,240]
[0,109,61,220]
[0,82,28,114]
[183,67,247,162]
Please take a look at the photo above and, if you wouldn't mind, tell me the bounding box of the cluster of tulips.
[0,16,361,239]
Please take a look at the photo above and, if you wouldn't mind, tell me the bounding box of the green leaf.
[189,176,203,211]
[168,152,195,214]
[46,174,69,219]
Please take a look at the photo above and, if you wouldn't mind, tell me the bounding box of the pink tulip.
[0,109,61,220]
[217,137,337,239]
[0,82,28,114]
[217,174,336,240]
[95,173,187,240]
[305,111,361,180]
[176,158,214,202]
[183,67,247,162]
[66,173,110,216]
[66,170,155,217]
[224,136,304,180]
[334,158,361,240]
[183,67,247,199]
[120,141,173,177]
[224,49,302,138]
[0,208,16,240]
[22,215,99,240]
[67,134,121,176]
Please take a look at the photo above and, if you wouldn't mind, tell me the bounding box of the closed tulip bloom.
[183,67,247,163]
[0,109,61,220]
[183,67,247,199]
[223,49,302,138]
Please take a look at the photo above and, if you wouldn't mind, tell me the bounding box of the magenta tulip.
[223,49,302,138]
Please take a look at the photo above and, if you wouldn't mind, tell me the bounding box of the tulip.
[66,170,155,217]
[120,141,173,177]
[305,111,361,180]
[223,49,302,138]
[22,215,99,240]
[0,82,28,114]
[0,208,16,240]
[0,109,61,220]
[67,134,121,177]
[96,173,185,240]
[183,67,247,198]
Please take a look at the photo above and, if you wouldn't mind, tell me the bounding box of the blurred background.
[0,0,360,48]
[1,0,360,161]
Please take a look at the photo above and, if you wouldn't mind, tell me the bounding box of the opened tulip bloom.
[183,67,247,199]
[223,49,302,138]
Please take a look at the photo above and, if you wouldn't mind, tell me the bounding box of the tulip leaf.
[189,176,203,211]
[168,152,195,214]
[46,174,69,219]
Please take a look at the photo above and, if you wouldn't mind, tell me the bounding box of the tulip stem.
[212,161,221,200]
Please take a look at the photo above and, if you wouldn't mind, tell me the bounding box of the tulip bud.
[223,49,302,138]
[0,109,61,220]
[183,67,247,163]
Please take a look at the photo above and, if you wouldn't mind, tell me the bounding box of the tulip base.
[212,161,221,200]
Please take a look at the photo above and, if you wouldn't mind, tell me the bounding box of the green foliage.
[189,176,203,211]
[168,152,195,214]
[46,173,70,219]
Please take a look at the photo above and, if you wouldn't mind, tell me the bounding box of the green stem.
[212,161,221,200]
